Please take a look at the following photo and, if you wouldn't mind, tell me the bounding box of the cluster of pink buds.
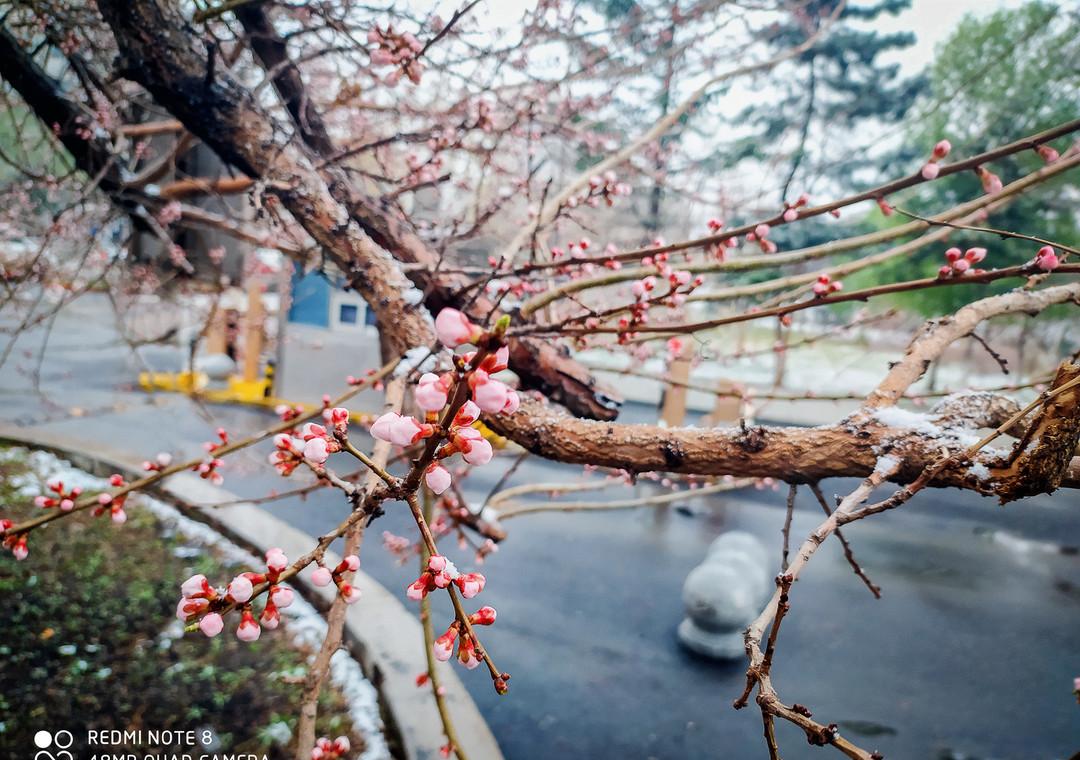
[465,347,520,414]
[1035,144,1060,164]
[269,410,348,475]
[618,256,702,342]
[345,368,383,389]
[34,479,82,511]
[368,25,423,85]
[1034,245,1060,271]
[920,139,951,180]
[812,274,843,297]
[375,309,516,493]
[311,736,351,760]
[782,193,810,222]
[311,554,363,604]
[975,165,1003,194]
[576,170,631,208]
[550,238,593,260]
[196,458,225,486]
[938,247,987,278]
[274,403,305,424]
[94,474,129,524]
[432,606,497,671]
[141,452,172,472]
[194,428,229,485]
[2,520,28,561]
[705,219,739,260]
[179,548,296,640]
[408,554,485,601]
[745,224,777,254]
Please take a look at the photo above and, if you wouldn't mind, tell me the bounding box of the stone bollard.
[678,531,770,659]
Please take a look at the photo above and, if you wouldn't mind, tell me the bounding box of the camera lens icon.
[34,730,73,750]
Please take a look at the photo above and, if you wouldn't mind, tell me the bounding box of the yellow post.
[242,282,265,382]
[205,305,227,355]
[705,380,742,426]
[660,342,694,427]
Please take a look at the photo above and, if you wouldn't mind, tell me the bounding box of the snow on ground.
[10,448,391,760]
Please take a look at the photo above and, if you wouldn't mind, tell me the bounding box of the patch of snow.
[401,287,425,307]
[872,406,942,436]
[968,462,992,481]
[874,455,900,474]
[393,345,438,378]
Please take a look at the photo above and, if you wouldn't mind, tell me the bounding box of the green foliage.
[0,103,70,186]
[0,449,362,760]
[733,0,924,192]
[871,1,1080,315]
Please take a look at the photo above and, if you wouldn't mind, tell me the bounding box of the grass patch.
[0,448,367,759]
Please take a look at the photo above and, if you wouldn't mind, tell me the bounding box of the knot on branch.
[737,419,768,452]
[930,391,1024,433]
[990,362,1080,503]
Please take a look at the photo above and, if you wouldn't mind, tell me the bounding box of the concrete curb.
[0,424,504,760]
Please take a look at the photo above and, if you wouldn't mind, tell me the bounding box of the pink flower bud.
[920,162,940,180]
[260,603,281,630]
[415,373,449,412]
[111,507,127,524]
[182,574,210,598]
[977,166,1003,194]
[433,627,458,661]
[964,247,987,263]
[266,549,288,573]
[237,609,261,641]
[303,437,329,464]
[458,431,493,466]
[227,575,254,603]
[312,566,333,586]
[434,308,479,347]
[782,208,798,222]
[447,403,477,429]
[952,258,970,273]
[177,597,209,620]
[371,412,427,446]
[455,572,486,599]
[754,223,771,239]
[425,463,452,494]
[1036,144,1060,164]
[1035,245,1059,271]
[932,139,951,159]
[471,374,511,414]
[470,606,497,626]
[199,613,224,637]
[501,390,520,415]
[945,247,962,262]
[457,636,481,670]
[271,585,295,608]
[341,584,363,604]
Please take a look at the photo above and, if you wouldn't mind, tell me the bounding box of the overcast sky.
[481,0,1027,74]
